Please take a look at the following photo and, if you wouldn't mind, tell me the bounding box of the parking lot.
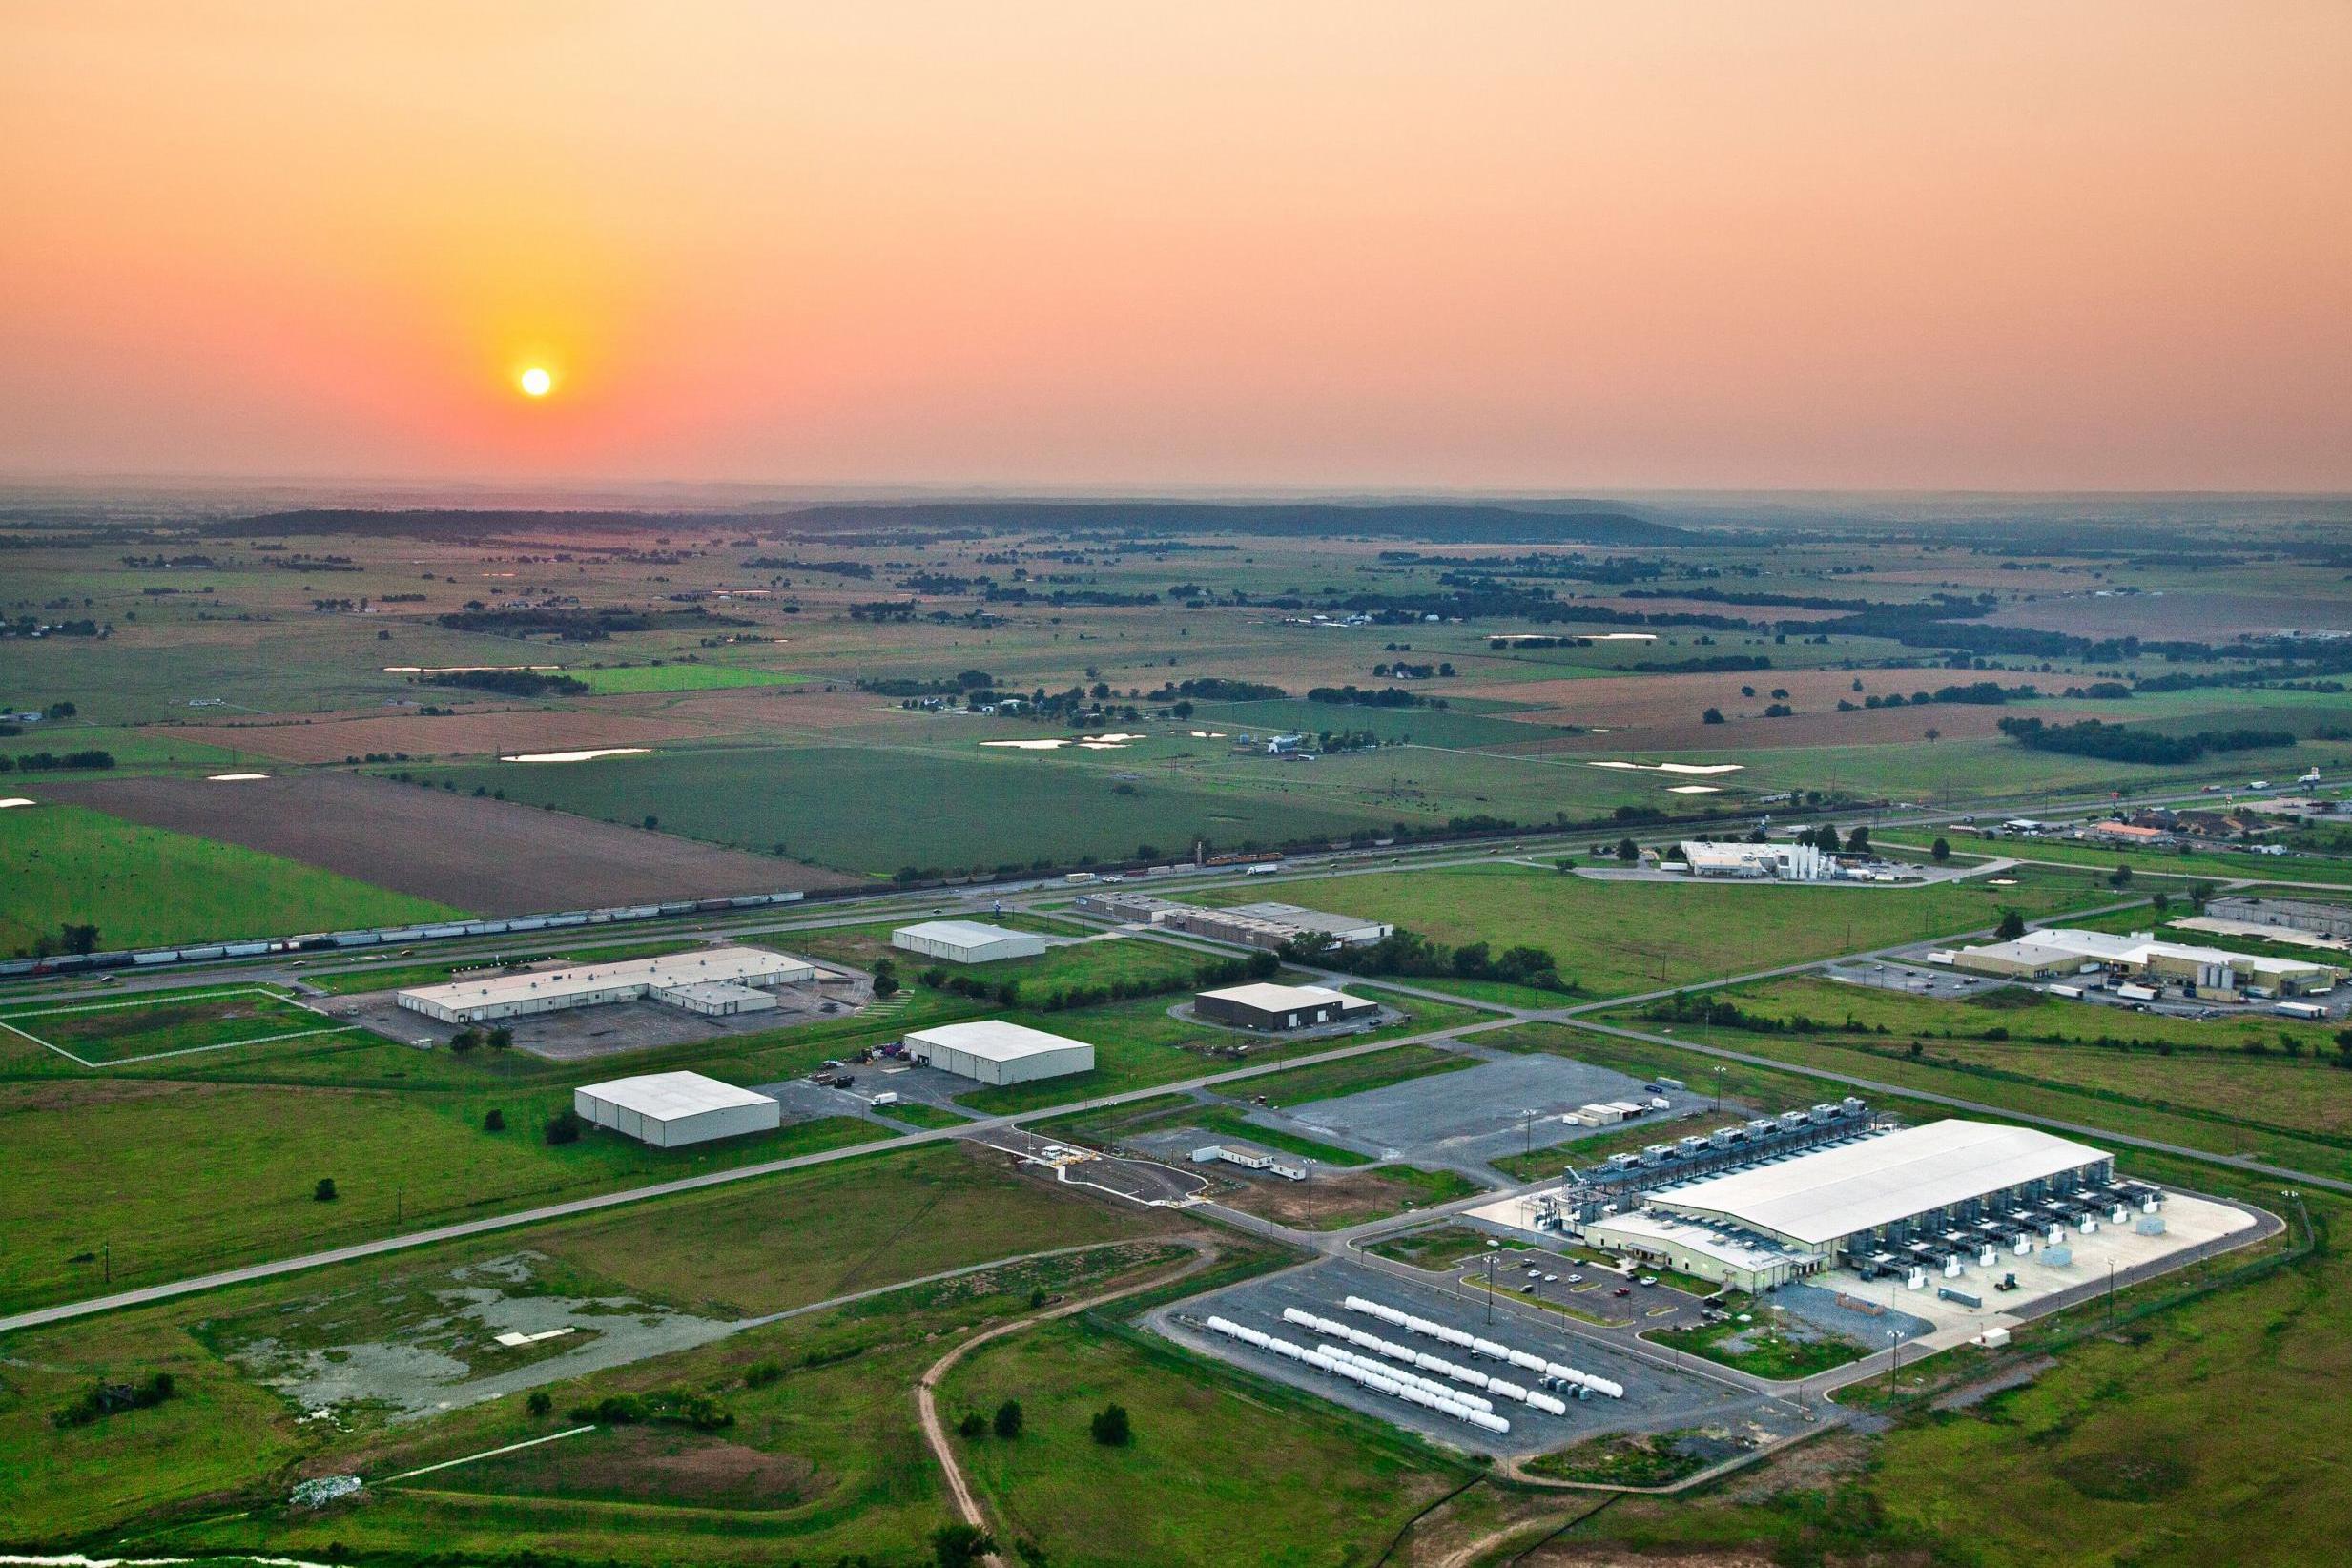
[1145,1256,1766,1457]
[1243,1046,1716,1181]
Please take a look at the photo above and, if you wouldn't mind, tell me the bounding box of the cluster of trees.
[956,1399,1025,1440]
[1305,684,1449,710]
[423,669,589,697]
[1297,927,1571,993]
[1786,823,1868,855]
[2,749,115,772]
[921,949,1279,1012]
[447,1024,514,1052]
[1838,681,2038,711]
[1371,661,1455,678]
[1997,716,2296,766]
[1143,676,1286,702]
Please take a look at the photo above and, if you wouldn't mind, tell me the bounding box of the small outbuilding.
[572,1071,781,1147]
[891,920,1052,964]
[903,1020,1095,1084]
[1194,981,1380,1032]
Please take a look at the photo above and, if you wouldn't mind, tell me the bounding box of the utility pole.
[1485,1252,1496,1325]
[101,1241,111,1287]
[2107,1257,2116,1327]
[1305,1159,1314,1227]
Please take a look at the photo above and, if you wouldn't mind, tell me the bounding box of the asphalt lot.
[1246,1044,1715,1181]
[1145,1256,1757,1457]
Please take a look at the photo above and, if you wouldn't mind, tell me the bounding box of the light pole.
[1887,1325,1903,1393]
[1711,1066,1726,1111]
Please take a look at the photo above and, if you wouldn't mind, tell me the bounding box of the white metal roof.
[895,919,1038,947]
[399,944,811,1009]
[575,1070,775,1121]
[905,1020,1092,1063]
[1585,1209,1808,1271]
[1653,1120,2110,1246]
[2004,926,2334,980]
[1197,981,1360,1011]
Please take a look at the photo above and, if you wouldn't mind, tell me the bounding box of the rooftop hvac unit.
[2135,1215,2166,1236]
[2109,1204,2129,1224]
[2079,1216,2098,1234]
[2042,1245,2073,1268]
[1979,1246,1997,1268]
[1907,1267,1927,1290]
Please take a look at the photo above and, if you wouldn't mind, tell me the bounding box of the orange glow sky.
[3,1,2347,490]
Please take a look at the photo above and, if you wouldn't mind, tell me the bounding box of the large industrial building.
[1194,981,1380,1032]
[903,1020,1095,1084]
[891,920,1051,964]
[1580,1120,2121,1289]
[573,1071,781,1147]
[1073,891,1393,951]
[1676,841,1835,881]
[397,946,816,1024]
[2206,896,2352,943]
[1950,926,2338,998]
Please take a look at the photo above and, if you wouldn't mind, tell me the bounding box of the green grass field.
[0,802,464,956]
[0,985,349,1064]
[1223,1040,1478,1106]
[1648,1307,1868,1379]
[0,1064,882,1311]
[1882,831,2352,888]
[1200,861,2117,997]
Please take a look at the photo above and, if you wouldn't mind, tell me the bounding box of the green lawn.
[1203,861,2117,997]
[1366,1222,1531,1269]
[0,802,464,956]
[1648,1309,1868,1379]
[566,663,809,694]
[1883,832,2352,888]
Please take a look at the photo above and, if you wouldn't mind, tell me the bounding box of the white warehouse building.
[891,920,1052,964]
[904,1020,1095,1085]
[397,945,815,1024]
[573,1071,781,1147]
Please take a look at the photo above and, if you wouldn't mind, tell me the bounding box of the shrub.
[313,1178,339,1203]
[958,1412,988,1438]
[1995,909,2027,940]
[484,1108,505,1132]
[994,1398,1024,1438]
[931,1524,998,1568]
[53,1372,176,1429]
[486,1025,513,1049]
[544,1109,584,1145]
[744,1360,785,1390]
[526,1390,552,1417]
[1089,1403,1131,1446]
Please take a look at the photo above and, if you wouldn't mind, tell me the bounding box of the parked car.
[1613,1286,1633,1298]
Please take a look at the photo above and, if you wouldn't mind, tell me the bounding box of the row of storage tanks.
[1203,1316,1513,1434]
[1337,1296,1624,1399]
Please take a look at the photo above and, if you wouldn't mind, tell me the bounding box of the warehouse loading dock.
[397,945,815,1024]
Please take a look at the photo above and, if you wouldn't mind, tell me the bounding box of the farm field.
[402,742,1403,877]
[566,662,810,694]
[0,801,461,957]
[35,771,851,918]
[1883,831,2352,888]
[1196,861,2118,998]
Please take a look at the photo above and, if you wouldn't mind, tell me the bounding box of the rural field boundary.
[0,985,358,1067]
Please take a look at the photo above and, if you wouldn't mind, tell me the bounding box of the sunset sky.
[3,2,2346,491]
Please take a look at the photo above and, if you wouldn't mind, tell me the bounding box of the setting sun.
[519,366,553,398]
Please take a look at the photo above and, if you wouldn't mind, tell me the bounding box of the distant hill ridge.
[210,499,1694,547]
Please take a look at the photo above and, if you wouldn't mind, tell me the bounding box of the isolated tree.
[58,922,101,955]
[1924,727,1942,743]
[1930,836,1951,863]
[994,1399,1024,1438]
[871,959,900,998]
[1089,1403,1132,1446]
[957,1412,987,1438]
[544,1109,583,1145]
[930,1524,997,1568]
[1995,909,2028,941]
[449,1027,482,1053]
[486,1025,513,1049]
[2152,892,2171,913]
[526,1390,553,1418]
[484,1108,506,1133]
[2109,863,2134,888]
[1846,826,1871,855]
[1702,708,1724,725]
[313,1178,339,1203]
